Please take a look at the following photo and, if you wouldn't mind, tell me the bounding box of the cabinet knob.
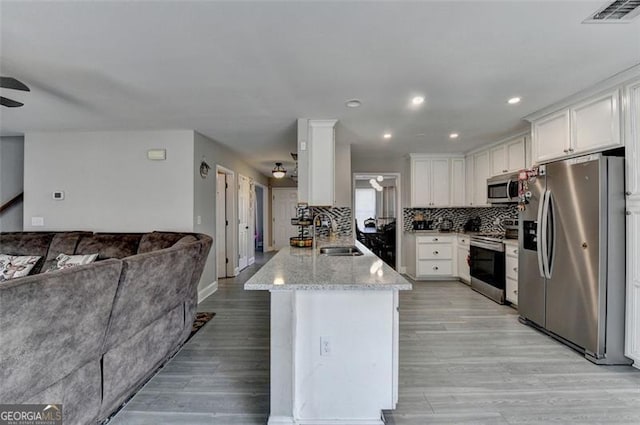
[513,249,518,254]
[626,191,632,196]
[563,149,569,153]
[568,148,574,152]
[503,169,508,173]
[513,267,518,272]
[434,238,439,241]
[433,251,439,255]
[627,211,632,216]
[433,266,439,271]
[514,290,518,295]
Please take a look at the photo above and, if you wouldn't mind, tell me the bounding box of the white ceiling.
[1,1,639,176]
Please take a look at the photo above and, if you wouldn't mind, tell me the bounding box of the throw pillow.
[46,253,98,273]
[0,254,42,282]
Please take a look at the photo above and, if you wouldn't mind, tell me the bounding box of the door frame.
[216,165,237,277]
[238,174,252,271]
[254,181,269,254]
[352,172,403,272]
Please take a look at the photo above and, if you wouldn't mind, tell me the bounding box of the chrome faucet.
[312,212,333,250]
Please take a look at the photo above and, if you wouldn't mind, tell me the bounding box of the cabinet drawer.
[505,244,519,257]
[417,244,453,260]
[506,277,518,305]
[457,236,470,246]
[417,260,453,276]
[416,235,452,244]
[506,256,519,281]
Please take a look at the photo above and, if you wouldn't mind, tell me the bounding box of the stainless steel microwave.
[487,173,519,204]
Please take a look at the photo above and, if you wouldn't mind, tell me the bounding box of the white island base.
[268,289,399,425]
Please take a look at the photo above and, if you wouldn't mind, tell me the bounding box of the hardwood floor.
[111,257,640,425]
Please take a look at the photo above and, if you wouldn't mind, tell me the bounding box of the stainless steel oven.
[470,236,506,304]
[487,173,519,204]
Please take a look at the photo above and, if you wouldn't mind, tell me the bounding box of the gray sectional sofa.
[0,231,212,424]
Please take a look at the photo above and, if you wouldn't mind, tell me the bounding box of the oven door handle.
[506,179,512,202]
[536,189,547,278]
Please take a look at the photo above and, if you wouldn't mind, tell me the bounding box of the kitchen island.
[244,238,412,425]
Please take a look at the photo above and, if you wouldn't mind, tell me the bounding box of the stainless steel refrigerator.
[518,153,630,364]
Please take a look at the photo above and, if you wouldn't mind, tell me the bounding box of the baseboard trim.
[268,416,295,425]
[197,281,218,303]
[295,419,384,425]
[267,416,382,425]
[398,266,407,274]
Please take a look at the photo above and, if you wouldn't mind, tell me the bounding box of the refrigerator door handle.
[536,189,547,278]
[541,189,552,279]
[546,192,555,279]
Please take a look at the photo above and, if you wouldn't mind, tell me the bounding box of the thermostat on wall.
[52,191,65,200]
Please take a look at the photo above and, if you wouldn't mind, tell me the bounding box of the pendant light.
[272,162,287,179]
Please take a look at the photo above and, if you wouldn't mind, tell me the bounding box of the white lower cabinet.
[505,242,518,306]
[456,235,470,283]
[405,234,455,280]
[626,201,640,368]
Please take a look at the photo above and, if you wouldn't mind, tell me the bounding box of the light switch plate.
[31,217,44,226]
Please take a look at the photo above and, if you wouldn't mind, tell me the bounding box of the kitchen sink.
[319,246,363,256]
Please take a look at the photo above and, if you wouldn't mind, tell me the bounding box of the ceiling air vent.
[584,0,640,22]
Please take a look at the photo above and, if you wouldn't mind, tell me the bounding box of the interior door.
[272,188,298,250]
[545,158,603,354]
[238,175,250,271]
[216,173,227,278]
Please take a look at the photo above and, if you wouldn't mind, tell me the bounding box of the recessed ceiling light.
[383,133,392,139]
[507,97,521,105]
[345,99,362,108]
[412,96,425,105]
[449,133,459,139]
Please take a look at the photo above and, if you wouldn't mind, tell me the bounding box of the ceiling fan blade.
[0,77,30,92]
[0,96,24,107]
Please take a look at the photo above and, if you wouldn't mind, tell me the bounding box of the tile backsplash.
[403,205,519,233]
[311,207,353,236]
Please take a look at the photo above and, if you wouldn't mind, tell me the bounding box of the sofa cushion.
[137,232,191,254]
[41,232,92,273]
[0,232,54,274]
[103,243,200,349]
[75,233,142,259]
[0,255,41,281]
[45,253,99,273]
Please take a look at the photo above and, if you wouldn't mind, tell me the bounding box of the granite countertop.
[244,237,413,291]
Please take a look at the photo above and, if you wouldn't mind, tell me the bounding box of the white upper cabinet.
[431,159,451,206]
[473,151,490,206]
[465,156,474,206]
[572,89,621,153]
[450,158,465,207]
[409,155,461,207]
[490,145,507,176]
[298,119,337,206]
[411,157,432,207]
[625,81,640,197]
[532,89,622,164]
[506,137,526,172]
[533,109,571,163]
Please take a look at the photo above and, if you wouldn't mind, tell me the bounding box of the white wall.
[23,130,194,232]
[193,132,269,292]
[0,136,25,232]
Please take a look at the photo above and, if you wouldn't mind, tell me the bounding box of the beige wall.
[0,136,25,232]
[23,130,194,232]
